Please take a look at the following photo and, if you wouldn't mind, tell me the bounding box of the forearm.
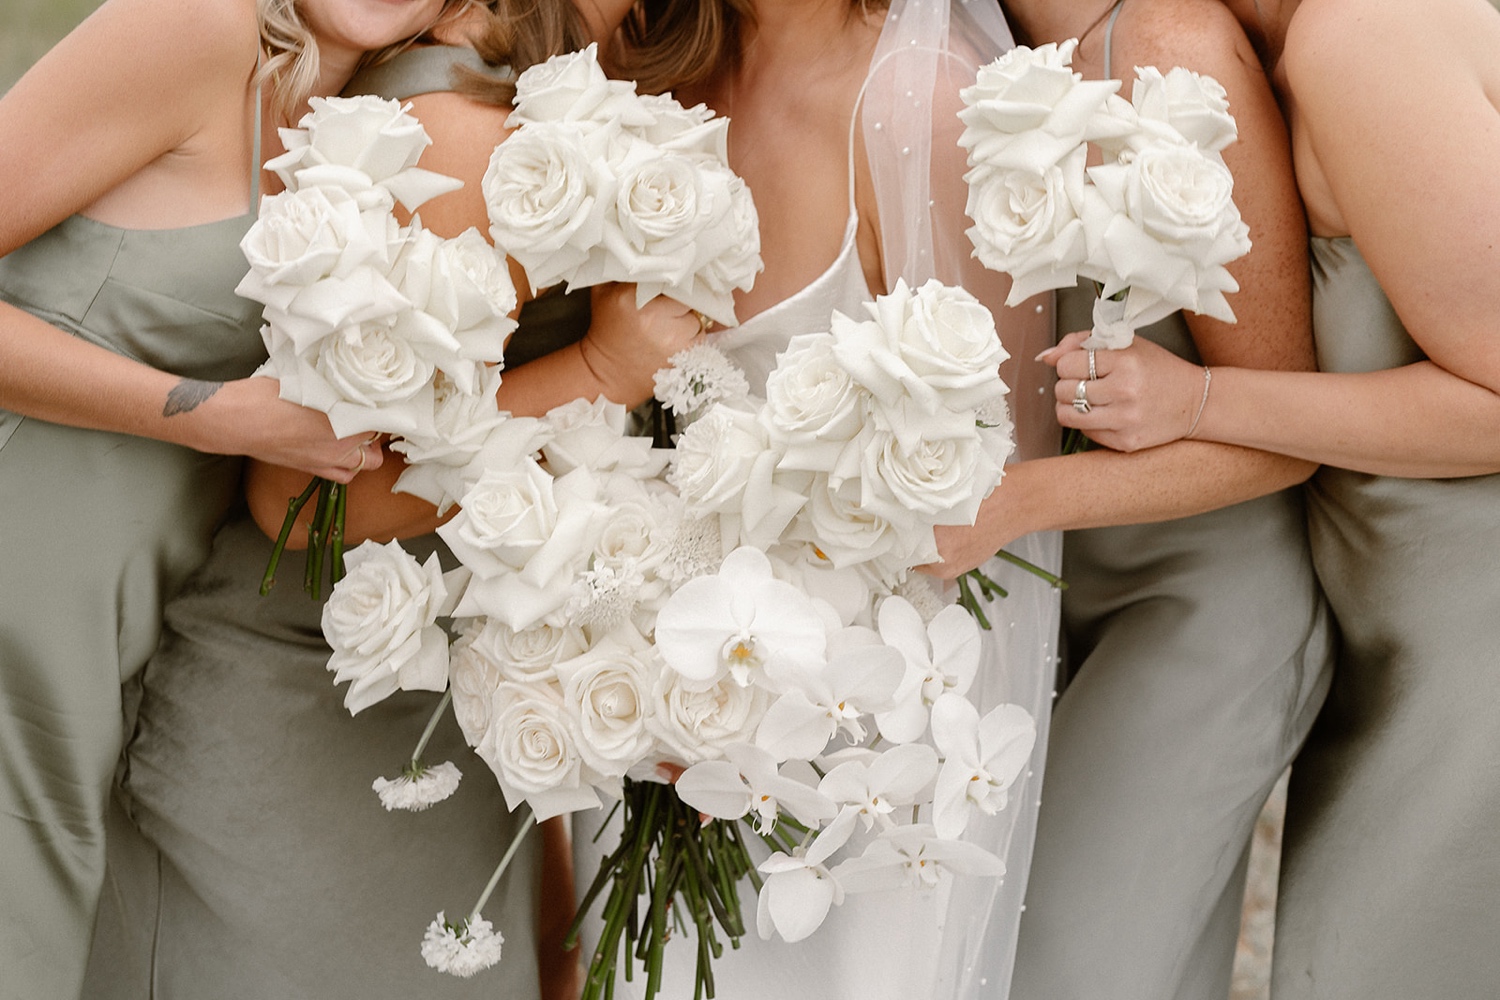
[1194,362,1500,478]
[0,303,222,449]
[497,340,647,417]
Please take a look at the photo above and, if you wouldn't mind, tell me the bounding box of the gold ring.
[353,447,368,474]
[694,311,713,335]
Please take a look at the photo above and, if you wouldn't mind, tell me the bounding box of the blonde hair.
[255,0,475,121]
[451,0,593,108]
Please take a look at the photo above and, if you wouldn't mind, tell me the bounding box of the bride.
[571,2,1062,997]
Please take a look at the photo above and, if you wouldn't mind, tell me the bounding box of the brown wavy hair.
[450,0,594,107]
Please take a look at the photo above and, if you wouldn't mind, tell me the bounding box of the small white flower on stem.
[421,912,505,977]
[653,343,750,417]
[372,760,462,812]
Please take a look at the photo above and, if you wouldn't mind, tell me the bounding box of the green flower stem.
[957,574,993,630]
[259,477,320,596]
[469,803,534,922]
[407,689,453,771]
[329,476,348,584]
[992,548,1068,590]
[307,479,341,600]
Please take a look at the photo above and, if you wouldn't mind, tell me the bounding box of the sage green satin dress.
[84,48,590,999]
[0,201,265,997]
[1268,234,1500,998]
[1010,287,1334,1000]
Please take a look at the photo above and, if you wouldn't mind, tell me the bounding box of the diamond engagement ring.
[1073,380,1092,414]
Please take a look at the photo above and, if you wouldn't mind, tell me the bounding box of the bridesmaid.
[1044,1,1500,997]
[86,2,701,998]
[935,1,1331,997]
[0,1,462,996]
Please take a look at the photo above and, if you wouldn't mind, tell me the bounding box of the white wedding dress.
[574,3,1061,997]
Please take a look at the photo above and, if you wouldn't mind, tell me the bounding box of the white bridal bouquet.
[321,279,1039,998]
[958,39,1252,348]
[237,95,519,595]
[482,43,762,328]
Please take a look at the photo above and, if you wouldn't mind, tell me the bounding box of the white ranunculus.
[1081,141,1251,329]
[761,334,869,473]
[964,150,1091,305]
[958,40,1123,175]
[322,540,456,715]
[510,43,652,129]
[482,121,615,292]
[476,681,602,820]
[554,628,657,777]
[1130,65,1237,153]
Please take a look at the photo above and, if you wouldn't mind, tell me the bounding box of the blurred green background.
[2,0,105,93]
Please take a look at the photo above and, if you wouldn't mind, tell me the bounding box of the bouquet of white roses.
[237,95,519,595]
[319,279,1041,997]
[482,44,762,328]
[958,39,1252,349]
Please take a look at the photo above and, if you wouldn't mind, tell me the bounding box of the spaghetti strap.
[250,72,263,209]
[1103,0,1126,81]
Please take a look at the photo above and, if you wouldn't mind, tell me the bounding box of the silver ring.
[1087,348,1098,381]
[1072,380,1091,414]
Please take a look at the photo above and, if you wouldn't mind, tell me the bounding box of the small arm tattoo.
[163,379,222,417]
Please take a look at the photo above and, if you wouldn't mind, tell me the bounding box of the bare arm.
[0,0,374,480]
[935,0,1316,573]
[1047,0,1500,479]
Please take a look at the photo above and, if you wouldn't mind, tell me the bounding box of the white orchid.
[874,598,982,744]
[834,823,1008,893]
[654,547,828,687]
[673,743,837,832]
[754,627,905,761]
[816,743,940,832]
[931,695,1037,839]
[755,807,858,943]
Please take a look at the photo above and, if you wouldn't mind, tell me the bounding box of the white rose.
[857,418,994,527]
[958,40,1122,174]
[609,149,707,272]
[451,615,588,708]
[390,366,509,512]
[694,173,764,307]
[1131,65,1237,153]
[541,396,667,479]
[670,404,805,549]
[269,95,461,212]
[392,228,517,363]
[639,96,728,157]
[448,467,611,629]
[313,317,435,416]
[898,279,1010,408]
[761,333,869,473]
[322,540,455,714]
[238,187,384,304]
[440,459,558,578]
[964,151,1091,305]
[1081,142,1251,328]
[647,669,770,765]
[477,681,602,820]
[448,618,508,745]
[511,44,652,128]
[554,630,657,776]
[789,474,907,572]
[483,122,615,292]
